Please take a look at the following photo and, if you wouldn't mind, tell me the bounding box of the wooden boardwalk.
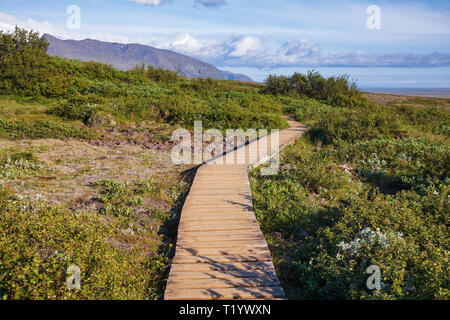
[164,119,307,300]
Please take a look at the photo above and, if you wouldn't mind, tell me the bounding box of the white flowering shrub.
[337,227,404,259]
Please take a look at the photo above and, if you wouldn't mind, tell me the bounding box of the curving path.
[164,118,307,300]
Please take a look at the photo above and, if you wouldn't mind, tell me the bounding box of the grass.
[0,97,96,140]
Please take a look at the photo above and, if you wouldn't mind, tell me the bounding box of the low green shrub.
[393,105,450,136]
[96,180,136,218]
[95,179,167,218]
[0,187,170,300]
[328,93,375,109]
[0,119,95,139]
[307,109,402,146]
[338,138,449,189]
[280,97,343,123]
[47,102,97,122]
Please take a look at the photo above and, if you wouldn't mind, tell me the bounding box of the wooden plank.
[180,215,255,222]
[177,236,265,244]
[190,181,249,185]
[179,220,259,228]
[183,204,253,209]
[180,220,258,226]
[179,218,257,225]
[181,214,253,219]
[176,229,263,238]
[199,169,247,173]
[180,218,256,224]
[184,198,252,204]
[169,261,275,272]
[186,196,252,201]
[165,286,286,300]
[196,173,247,177]
[168,269,277,280]
[183,202,253,208]
[175,246,270,257]
[173,253,272,264]
[188,190,251,195]
[191,185,249,189]
[181,210,255,216]
[176,239,267,248]
[166,277,281,290]
[182,208,253,214]
[194,176,248,180]
[185,195,250,199]
[180,216,256,222]
[178,224,262,233]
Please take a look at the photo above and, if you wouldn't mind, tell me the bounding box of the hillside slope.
[43,34,252,81]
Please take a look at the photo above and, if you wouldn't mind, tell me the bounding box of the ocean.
[362,88,450,98]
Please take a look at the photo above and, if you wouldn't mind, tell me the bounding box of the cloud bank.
[148,33,450,68]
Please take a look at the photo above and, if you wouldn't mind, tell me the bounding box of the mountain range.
[43,34,252,82]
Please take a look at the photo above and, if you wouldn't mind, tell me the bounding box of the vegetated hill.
[43,34,252,82]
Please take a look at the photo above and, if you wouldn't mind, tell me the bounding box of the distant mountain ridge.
[43,34,252,82]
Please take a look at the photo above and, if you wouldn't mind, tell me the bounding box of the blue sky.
[1,0,450,86]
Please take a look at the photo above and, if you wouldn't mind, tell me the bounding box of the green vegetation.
[0,170,193,299]
[250,74,449,300]
[95,179,164,218]
[0,27,50,95]
[0,151,45,179]
[0,28,202,300]
[263,71,359,104]
[0,119,94,140]
[0,28,448,300]
[0,186,171,299]
[0,28,287,132]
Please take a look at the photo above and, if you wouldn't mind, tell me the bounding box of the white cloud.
[0,12,53,34]
[168,34,223,57]
[228,36,262,57]
[140,32,450,68]
[145,33,226,58]
[0,12,131,44]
